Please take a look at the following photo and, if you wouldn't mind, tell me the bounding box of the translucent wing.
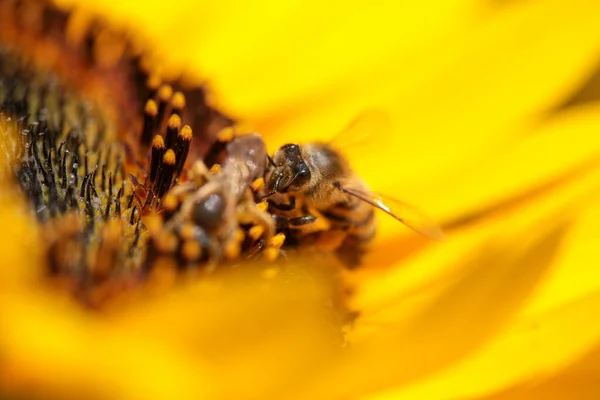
[337,184,445,241]
[327,109,393,151]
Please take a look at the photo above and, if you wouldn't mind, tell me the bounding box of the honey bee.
[264,113,444,266]
[150,132,276,268]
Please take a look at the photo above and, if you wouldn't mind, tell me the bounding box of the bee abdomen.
[322,205,375,231]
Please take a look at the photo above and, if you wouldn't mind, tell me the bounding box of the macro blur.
[2,0,600,399]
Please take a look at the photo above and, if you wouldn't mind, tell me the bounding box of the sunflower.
[2,0,600,399]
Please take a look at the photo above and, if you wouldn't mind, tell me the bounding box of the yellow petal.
[0,258,342,400]
[370,289,600,400]
[372,102,600,244]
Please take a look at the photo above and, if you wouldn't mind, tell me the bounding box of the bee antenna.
[266,155,277,167]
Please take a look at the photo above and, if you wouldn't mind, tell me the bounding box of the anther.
[170,91,186,116]
[249,225,265,241]
[146,74,162,97]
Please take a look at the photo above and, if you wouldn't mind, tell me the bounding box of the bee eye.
[297,164,310,179]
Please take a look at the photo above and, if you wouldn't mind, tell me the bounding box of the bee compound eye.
[193,193,226,232]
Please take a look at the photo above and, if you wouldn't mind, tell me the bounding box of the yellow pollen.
[152,135,165,149]
[179,223,196,240]
[181,240,202,261]
[161,193,179,211]
[269,233,286,249]
[154,232,178,253]
[256,201,268,212]
[251,177,265,191]
[171,91,186,108]
[142,214,163,235]
[147,74,162,91]
[180,125,193,140]
[167,114,181,129]
[209,164,221,174]
[163,149,176,165]
[145,99,158,116]
[263,247,280,262]
[234,228,246,243]
[224,241,241,260]
[217,126,235,142]
[249,225,265,241]
[158,84,173,101]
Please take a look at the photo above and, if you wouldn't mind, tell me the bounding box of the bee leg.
[203,239,223,272]
[271,213,317,228]
[272,215,291,229]
[264,232,286,261]
[237,201,275,241]
[288,215,317,226]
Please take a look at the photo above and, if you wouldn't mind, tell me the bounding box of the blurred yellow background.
[2,0,600,399]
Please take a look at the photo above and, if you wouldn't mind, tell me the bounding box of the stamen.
[155,84,173,131]
[174,124,192,178]
[155,149,176,198]
[141,99,158,147]
[150,135,165,184]
[165,114,181,149]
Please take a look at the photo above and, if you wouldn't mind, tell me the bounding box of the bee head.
[266,144,311,194]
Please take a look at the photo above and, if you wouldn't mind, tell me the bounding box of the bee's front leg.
[288,215,317,226]
[272,214,317,229]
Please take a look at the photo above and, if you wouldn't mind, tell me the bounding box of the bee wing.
[337,184,445,241]
[327,109,392,151]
